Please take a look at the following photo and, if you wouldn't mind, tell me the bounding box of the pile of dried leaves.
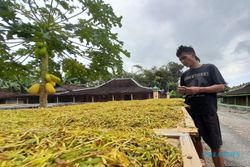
[0,99,184,166]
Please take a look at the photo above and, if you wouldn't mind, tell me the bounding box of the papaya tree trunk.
[39,52,48,108]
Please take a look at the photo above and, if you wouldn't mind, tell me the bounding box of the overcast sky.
[104,0,250,87]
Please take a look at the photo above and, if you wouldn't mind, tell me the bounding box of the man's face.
[178,52,196,67]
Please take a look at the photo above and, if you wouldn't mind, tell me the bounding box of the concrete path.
[204,107,250,167]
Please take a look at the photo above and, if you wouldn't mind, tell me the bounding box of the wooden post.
[56,96,59,103]
[92,96,94,102]
[246,96,248,106]
[73,96,75,103]
[182,107,196,128]
[180,133,203,167]
[153,91,159,99]
[112,95,115,101]
[131,94,133,100]
[154,127,198,137]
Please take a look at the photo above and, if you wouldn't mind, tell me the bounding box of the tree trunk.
[39,52,48,108]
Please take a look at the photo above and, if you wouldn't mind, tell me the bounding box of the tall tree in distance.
[62,58,88,84]
[0,0,130,107]
[120,62,184,92]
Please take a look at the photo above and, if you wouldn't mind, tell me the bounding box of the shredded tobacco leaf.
[0,99,184,167]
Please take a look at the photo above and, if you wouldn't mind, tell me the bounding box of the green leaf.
[0,0,130,106]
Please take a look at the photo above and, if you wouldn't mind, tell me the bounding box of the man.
[176,45,226,167]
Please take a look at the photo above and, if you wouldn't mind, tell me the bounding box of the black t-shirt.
[180,64,226,115]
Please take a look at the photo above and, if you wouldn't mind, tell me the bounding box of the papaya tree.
[0,0,130,107]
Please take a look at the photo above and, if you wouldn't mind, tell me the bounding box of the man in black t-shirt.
[176,45,226,167]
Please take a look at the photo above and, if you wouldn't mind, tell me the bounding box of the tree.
[62,58,88,84]
[0,54,34,92]
[120,62,184,92]
[167,62,183,82]
[160,62,183,92]
[0,0,130,107]
[229,82,249,91]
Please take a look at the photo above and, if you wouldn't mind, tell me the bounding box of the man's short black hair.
[176,45,200,62]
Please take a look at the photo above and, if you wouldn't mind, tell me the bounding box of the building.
[220,83,250,106]
[61,78,154,102]
[0,78,159,104]
[0,89,24,104]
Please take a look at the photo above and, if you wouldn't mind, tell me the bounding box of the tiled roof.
[56,84,86,92]
[64,78,153,96]
[222,83,250,96]
[1,79,153,98]
[0,89,19,98]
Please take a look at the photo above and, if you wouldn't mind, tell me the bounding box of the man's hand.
[177,84,224,95]
[177,86,201,95]
[177,86,187,95]
[185,87,201,95]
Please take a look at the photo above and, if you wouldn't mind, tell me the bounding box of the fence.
[218,103,250,112]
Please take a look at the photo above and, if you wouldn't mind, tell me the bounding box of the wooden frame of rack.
[154,107,203,167]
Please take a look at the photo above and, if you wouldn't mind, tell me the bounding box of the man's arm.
[184,84,225,95]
